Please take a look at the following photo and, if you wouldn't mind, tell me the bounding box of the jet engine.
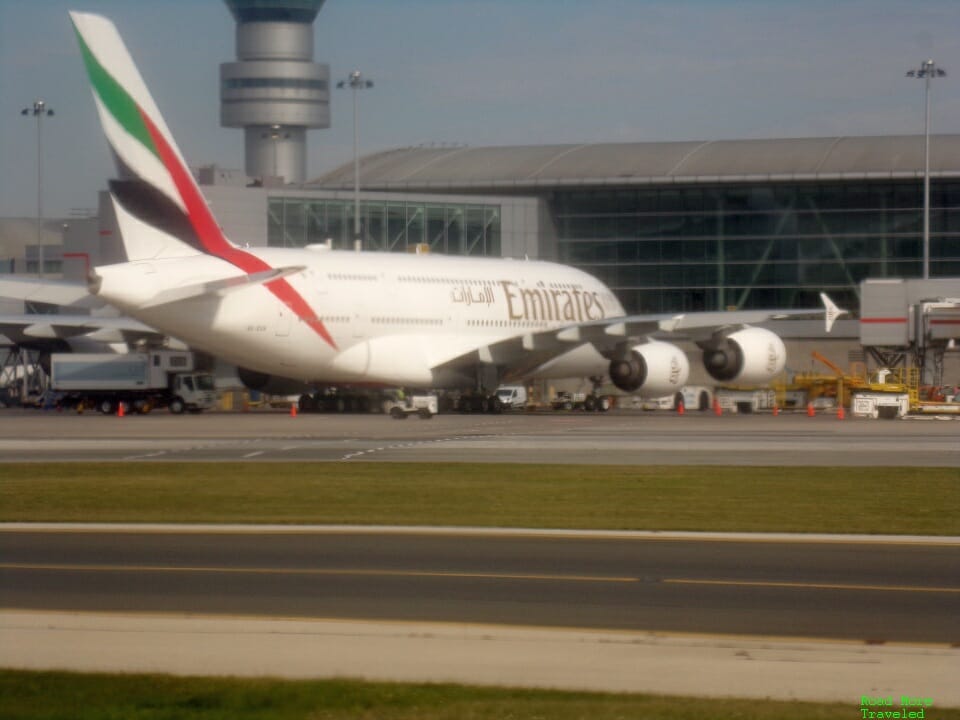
[700,327,786,384]
[237,367,311,396]
[608,340,690,396]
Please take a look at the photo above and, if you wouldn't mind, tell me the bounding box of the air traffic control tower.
[220,0,329,184]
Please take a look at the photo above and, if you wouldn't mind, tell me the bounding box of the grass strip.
[1,462,957,534]
[6,670,947,720]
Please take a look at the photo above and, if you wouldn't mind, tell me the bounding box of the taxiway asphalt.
[3,527,958,643]
[0,409,957,465]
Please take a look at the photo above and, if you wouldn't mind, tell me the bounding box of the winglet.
[820,293,848,333]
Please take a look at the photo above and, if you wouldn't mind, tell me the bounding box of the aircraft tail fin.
[820,293,848,333]
[70,12,232,262]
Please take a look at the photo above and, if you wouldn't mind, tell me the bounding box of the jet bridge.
[860,278,960,385]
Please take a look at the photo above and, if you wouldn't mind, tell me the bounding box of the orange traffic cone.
[837,405,845,420]
[290,403,298,418]
[117,402,125,418]
[713,398,722,416]
[806,402,815,417]
[772,405,779,417]
[677,400,685,415]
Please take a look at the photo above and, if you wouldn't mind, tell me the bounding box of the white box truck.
[50,350,217,415]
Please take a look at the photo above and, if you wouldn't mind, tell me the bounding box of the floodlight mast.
[907,60,947,279]
[337,71,374,250]
[21,100,54,279]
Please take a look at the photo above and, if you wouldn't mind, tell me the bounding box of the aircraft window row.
[397,275,496,287]
[371,317,443,326]
[548,282,582,290]
[327,273,378,282]
[467,319,549,329]
[319,315,350,323]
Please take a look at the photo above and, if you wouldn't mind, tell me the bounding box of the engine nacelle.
[237,367,311,396]
[701,327,786,384]
[608,340,690,396]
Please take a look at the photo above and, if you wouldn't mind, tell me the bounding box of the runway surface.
[0,409,957,465]
[3,527,958,643]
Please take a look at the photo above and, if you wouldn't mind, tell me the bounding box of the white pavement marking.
[2,611,957,705]
[338,434,499,461]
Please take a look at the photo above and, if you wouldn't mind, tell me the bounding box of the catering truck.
[49,350,216,414]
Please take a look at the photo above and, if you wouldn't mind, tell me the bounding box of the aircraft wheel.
[698,391,710,411]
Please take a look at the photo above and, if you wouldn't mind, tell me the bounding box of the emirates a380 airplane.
[61,11,840,402]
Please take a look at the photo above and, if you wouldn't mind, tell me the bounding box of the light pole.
[21,100,54,278]
[907,60,946,279]
[337,71,373,249]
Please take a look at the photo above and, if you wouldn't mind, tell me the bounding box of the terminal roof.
[310,135,960,191]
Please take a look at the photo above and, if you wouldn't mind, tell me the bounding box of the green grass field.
[1,462,957,534]
[7,670,949,720]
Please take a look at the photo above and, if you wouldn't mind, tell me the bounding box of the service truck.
[50,350,217,415]
[494,385,528,410]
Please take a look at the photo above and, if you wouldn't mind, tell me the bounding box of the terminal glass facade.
[268,197,501,256]
[554,181,960,314]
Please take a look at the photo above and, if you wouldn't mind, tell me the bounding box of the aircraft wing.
[0,314,162,345]
[0,276,99,309]
[431,297,841,377]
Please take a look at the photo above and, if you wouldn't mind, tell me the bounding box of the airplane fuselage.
[95,247,626,386]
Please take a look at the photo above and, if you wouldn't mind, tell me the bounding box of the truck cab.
[170,372,217,414]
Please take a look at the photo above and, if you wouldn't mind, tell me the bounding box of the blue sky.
[2,0,959,218]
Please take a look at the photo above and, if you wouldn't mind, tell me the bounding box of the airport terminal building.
[229,134,960,317]
[34,132,960,321]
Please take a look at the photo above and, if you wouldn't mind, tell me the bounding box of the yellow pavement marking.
[8,563,959,593]
[0,563,636,584]
[663,578,960,594]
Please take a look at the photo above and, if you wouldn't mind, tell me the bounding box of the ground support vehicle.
[551,391,612,412]
[715,387,777,414]
[642,386,714,411]
[790,358,923,417]
[914,385,960,415]
[851,391,911,419]
[50,350,216,414]
[383,393,439,419]
[494,385,528,410]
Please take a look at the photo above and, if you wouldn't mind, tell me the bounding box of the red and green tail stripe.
[73,20,336,349]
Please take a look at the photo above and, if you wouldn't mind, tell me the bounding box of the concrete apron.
[2,610,958,707]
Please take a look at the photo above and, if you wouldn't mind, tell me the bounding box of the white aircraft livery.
[66,11,840,401]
